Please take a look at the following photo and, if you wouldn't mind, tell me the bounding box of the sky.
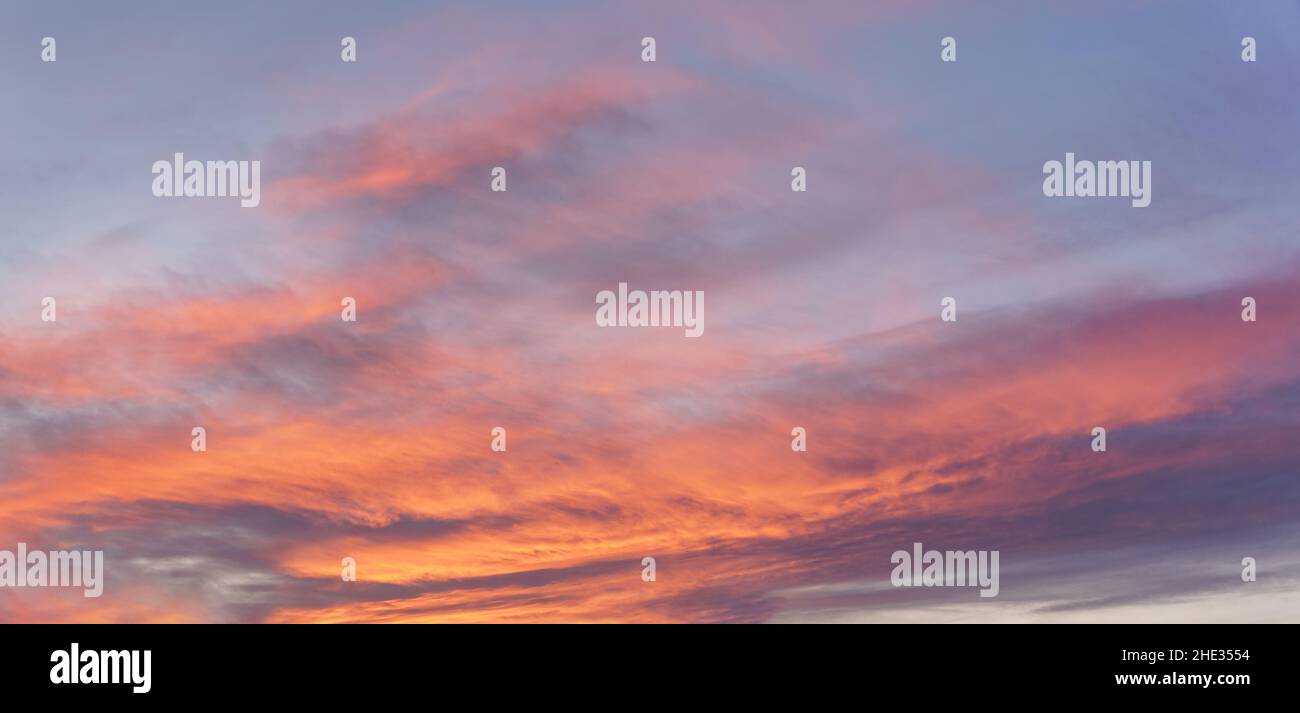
[1,0,1298,623]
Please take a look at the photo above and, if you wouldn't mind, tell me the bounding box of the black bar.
[1,624,1285,702]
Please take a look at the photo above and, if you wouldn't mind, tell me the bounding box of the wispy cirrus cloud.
[2,0,1298,623]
